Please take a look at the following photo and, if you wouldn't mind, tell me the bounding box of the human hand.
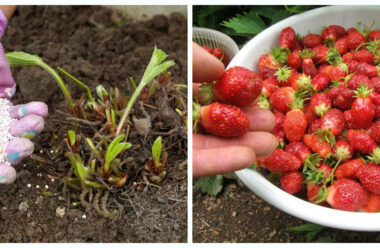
[0,9,48,184]
[192,42,277,178]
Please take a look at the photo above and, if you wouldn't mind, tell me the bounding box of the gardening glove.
[0,9,48,184]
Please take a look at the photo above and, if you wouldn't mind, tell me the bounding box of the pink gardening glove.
[0,10,48,184]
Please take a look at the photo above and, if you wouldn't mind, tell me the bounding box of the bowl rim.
[230,5,380,231]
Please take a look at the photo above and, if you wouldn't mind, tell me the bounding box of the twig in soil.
[66,117,101,126]
[30,154,55,166]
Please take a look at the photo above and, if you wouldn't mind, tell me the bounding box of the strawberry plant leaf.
[286,223,326,231]
[152,136,162,166]
[270,9,293,25]
[194,175,223,197]
[222,12,266,35]
[68,130,76,147]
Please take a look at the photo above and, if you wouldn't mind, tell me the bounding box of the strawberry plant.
[5,47,181,218]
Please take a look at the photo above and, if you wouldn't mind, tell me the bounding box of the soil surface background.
[0,6,187,242]
[193,182,380,243]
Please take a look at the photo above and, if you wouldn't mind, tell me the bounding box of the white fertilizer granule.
[0,98,15,165]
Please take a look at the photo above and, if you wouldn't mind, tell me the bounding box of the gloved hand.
[0,9,48,184]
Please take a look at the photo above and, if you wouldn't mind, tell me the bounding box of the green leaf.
[6,51,73,108]
[286,223,326,232]
[116,47,174,136]
[194,175,223,196]
[105,134,131,173]
[68,130,76,147]
[152,136,162,166]
[222,12,267,35]
[271,9,293,25]
[284,5,312,14]
[252,6,280,19]
[85,138,100,158]
[5,51,43,66]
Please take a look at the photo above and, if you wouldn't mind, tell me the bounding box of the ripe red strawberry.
[370,91,380,106]
[214,66,263,108]
[362,193,380,213]
[353,49,375,65]
[302,33,323,48]
[287,50,302,69]
[261,78,279,97]
[285,141,311,162]
[308,118,321,134]
[347,31,367,50]
[346,129,377,154]
[375,105,380,119]
[292,39,303,51]
[280,171,304,194]
[369,120,380,143]
[311,73,330,91]
[319,108,345,136]
[307,183,322,204]
[269,87,295,112]
[290,73,312,90]
[309,93,332,117]
[274,67,296,87]
[335,158,364,179]
[318,63,332,75]
[351,85,375,129]
[333,140,354,162]
[261,149,302,172]
[304,103,317,125]
[326,178,369,211]
[279,26,297,50]
[369,77,380,93]
[346,59,359,73]
[284,109,307,142]
[328,63,348,82]
[369,30,380,41]
[212,47,224,60]
[321,25,346,42]
[357,163,380,194]
[303,134,332,158]
[222,54,230,66]
[347,74,370,90]
[302,57,318,77]
[312,45,329,63]
[334,37,349,55]
[194,102,249,138]
[202,45,213,54]
[354,62,380,77]
[317,164,332,180]
[342,51,354,62]
[328,85,355,110]
[343,110,357,129]
[258,53,279,79]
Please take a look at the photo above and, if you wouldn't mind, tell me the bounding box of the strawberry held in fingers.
[326,178,369,211]
[351,85,375,129]
[214,66,262,108]
[193,102,249,138]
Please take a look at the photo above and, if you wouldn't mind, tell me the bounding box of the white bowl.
[230,5,380,231]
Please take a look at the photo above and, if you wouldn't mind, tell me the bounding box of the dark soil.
[0,6,187,242]
[193,182,380,243]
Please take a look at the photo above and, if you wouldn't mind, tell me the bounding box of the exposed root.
[80,188,92,211]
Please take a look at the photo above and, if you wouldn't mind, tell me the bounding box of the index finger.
[193,42,225,82]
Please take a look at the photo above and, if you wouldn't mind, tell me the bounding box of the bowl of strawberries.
[227,5,380,231]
